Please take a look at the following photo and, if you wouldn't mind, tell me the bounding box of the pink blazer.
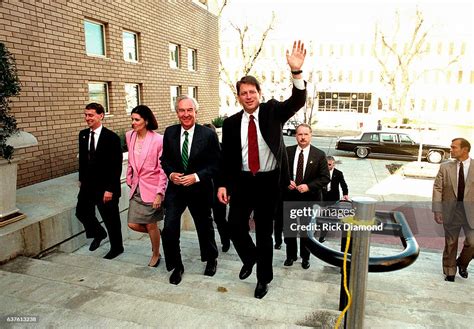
[126,130,167,203]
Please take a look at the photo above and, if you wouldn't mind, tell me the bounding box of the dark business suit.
[219,85,306,284]
[320,167,348,241]
[284,145,330,261]
[323,168,348,202]
[76,127,124,252]
[160,124,220,271]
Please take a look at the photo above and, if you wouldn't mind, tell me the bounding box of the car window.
[399,134,413,143]
[361,133,379,142]
[380,133,397,142]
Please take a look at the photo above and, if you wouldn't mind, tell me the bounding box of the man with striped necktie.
[161,95,221,285]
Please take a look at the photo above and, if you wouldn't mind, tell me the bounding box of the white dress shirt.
[292,145,310,181]
[241,108,276,172]
[327,168,334,191]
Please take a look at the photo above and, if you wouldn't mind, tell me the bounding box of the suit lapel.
[303,147,315,181]
[449,161,458,198]
[137,131,152,172]
[129,131,138,171]
[95,127,106,153]
[464,158,473,196]
[189,125,202,161]
[233,111,243,154]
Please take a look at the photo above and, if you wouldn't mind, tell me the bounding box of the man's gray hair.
[175,95,199,112]
[326,156,335,162]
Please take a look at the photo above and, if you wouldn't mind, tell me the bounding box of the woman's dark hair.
[203,123,216,133]
[131,105,158,130]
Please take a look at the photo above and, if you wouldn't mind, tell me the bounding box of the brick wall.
[0,0,220,187]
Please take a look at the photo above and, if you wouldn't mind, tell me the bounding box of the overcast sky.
[221,0,473,42]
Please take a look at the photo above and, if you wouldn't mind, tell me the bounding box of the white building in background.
[219,1,473,132]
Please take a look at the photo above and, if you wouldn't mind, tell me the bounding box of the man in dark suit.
[161,95,220,285]
[76,102,124,260]
[283,123,330,269]
[217,40,307,299]
[320,155,349,242]
[433,138,473,282]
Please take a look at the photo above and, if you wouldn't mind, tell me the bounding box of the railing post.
[347,197,376,329]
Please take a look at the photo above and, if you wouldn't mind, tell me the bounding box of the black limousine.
[335,131,451,163]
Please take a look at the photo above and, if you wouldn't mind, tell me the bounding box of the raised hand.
[286,40,306,71]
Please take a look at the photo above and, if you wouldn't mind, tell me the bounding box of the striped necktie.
[182,131,189,170]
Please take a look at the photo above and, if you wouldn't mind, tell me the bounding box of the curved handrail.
[305,210,420,272]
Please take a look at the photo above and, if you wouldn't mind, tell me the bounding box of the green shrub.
[0,43,21,161]
[211,115,226,128]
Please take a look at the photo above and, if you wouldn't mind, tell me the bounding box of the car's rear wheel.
[427,150,443,164]
[355,147,369,158]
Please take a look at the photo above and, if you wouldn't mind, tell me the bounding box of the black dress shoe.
[89,234,106,251]
[103,248,124,260]
[170,267,184,285]
[302,259,310,269]
[204,259,217,276]
[254,282,269,299]
[458,266,468,278]
[274,243,282,250]
[444,275,455,282]
[284,256,297,266]
[239,263,255,280]
[284,258,294,266]
[457,259,468,278]
[222,240,231,253]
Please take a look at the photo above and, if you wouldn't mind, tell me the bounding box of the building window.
[188,48,197,71]
[169,43,180,69]
[458,71,463,84]
[188,86,198,100]
[192,0,208,9]
[123,31,138,62]
[125,84,140,113]
[88,82,109,114]
[170,85,181,110]
[84,20,105,56]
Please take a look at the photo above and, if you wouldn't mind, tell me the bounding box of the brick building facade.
[0,0,220,187]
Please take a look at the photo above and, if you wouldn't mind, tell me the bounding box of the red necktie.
[248,115,260,175]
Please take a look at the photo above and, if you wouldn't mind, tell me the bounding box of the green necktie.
[181,131,189,170]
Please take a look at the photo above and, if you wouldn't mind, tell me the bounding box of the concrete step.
[2,228,473,328]
[0,294,146,328]
[0,256,336,328]
[0,266,305,328]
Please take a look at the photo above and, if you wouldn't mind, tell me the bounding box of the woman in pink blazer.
[126,105,167,267]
